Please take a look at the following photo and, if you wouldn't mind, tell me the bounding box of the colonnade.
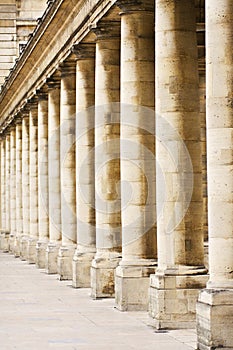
[0,0,232,348]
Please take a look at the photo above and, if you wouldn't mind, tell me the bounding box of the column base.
[149,268,208,329]
[91,253,121,299]
[57,245,76,280]
[36,240,48,269]
[72,250,95,288]
[9,233,15,253]
[115,260,157,311]
[14,236,21,257]
[27,237,37,264]
[45,242,61,274]
[197,289,233,350]
[0,232,10,252]
[19,235,29,260]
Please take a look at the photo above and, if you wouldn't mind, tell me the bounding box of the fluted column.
[14,117,23,257]
[149,0,207,329]
[45,74,62,274]
[36,88,49,268]
[9,125,16,253]
[197,1,233,349]
[90,21,121,298]
[57,58,77,280]
[20,108,30,260]
[115,0,156,311]
[4,131,11,252]
[72,43,96,288]
[0,136,6,251]
[27,99,38,263]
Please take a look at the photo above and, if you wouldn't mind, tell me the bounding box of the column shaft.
[57,59,77,280]
[27,101,38,263]
[36,91,49,268]
[91,22,121,298]
[14,119,23,257]
[0,137,6,251]
[20,112,30,260]
[5,133,11,237]
[115,0,156,311]
[46,75,62,274]
[149,0,207,329]
[9,126,16,252]
[72,44,96,288]
[197,1,233,348]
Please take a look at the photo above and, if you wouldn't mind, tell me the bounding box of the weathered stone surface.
[149,272,208,329]
[57,245,76,280]
[197,290,233,350]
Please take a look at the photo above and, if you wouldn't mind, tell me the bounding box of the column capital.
[5,128,11,137]
[20,105,30,120]
[72,43,95,60]
[36,85,48,101]
[27,96,38,110]
[90,20,120,40]
[58,56,76,76]
[46,72,61,89]
[15,114,23,125]
[0,131,6,140]
[9,121,16,131]
[116,0,154,13]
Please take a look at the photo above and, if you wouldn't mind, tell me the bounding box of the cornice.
[0,0,119,132]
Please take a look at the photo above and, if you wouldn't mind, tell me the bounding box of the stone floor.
[0,252,197,350]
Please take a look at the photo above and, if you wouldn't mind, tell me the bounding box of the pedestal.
[0,232,9,252]
[20,235,28,260]
[149,268,208,329]
[36,240,48,268]
[8,233,15,253]
[91,254,121,299]
[73,251,95,288]
[45,242,60,274]
[57,245,76,280]
[14,235,20,257]
[115,261,156,311]
[197,289,233,350]
[27,237,37,264]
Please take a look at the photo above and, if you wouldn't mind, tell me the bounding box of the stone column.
[36,88,49,268]
[115,0,156,311]
[0,136,6,251]
[149,0,207,329]
[57,58,77,280]
[45,74,62,274]
[198,37,208,269]
[90,21,121,299]
[72,43,96,288]
[14,117,23,257]
[27,99,38,264]
[20,108,30,260]
[9,125,16,253]
[197,1,233,349]
[4,131,11,252]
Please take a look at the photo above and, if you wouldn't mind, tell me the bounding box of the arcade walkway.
[0,252,196,350]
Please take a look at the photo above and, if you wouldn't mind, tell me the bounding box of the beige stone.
[14,118,23,257]
[27,99,38,264]
[91,21,121,298]
[149,0,207,328]
[72,43,96,288]
[8,126,16,253]
[46,74,62,274]
[115,0,156,311]
[58,59,77,280]
[36,89,49,269]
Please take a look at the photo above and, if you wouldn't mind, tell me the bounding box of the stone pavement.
[0,252,197,350]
